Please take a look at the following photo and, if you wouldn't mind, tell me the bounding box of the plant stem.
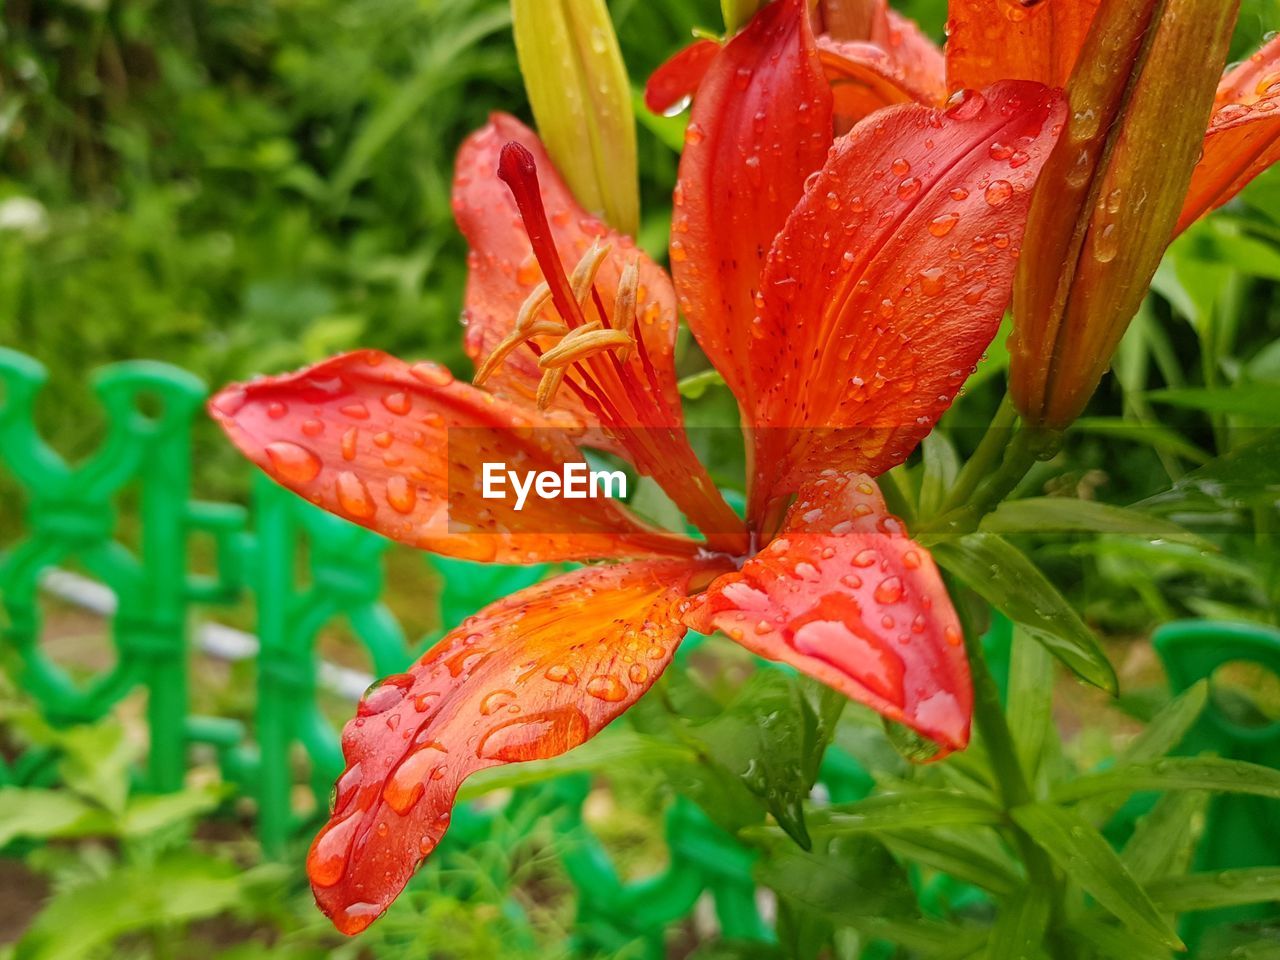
[961,611,1073,959]
[929,421,1064,536]
[941,391,1018,516]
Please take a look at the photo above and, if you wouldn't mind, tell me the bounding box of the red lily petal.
[945,0,1103,94]
[811,0,889,42]
[671,0,834,408]
[644,39,721,115]
[309,559,718,934]
[748,81,1065,510]
[685,472,970,754]
[1178,36,1280,232]
[819,35,944,128]
[209,350,698,564]
[452,113,682,432]
[882,10,948,102]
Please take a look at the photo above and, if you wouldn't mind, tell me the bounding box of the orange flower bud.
[1009,0,1239,428]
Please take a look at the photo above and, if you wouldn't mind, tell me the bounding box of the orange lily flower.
[209,0,1064,935]
[651,0,1280,232]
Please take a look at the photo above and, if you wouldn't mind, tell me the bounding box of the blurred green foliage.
[0,0,722,488]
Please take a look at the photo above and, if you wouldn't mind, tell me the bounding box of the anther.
[613,261,640,361]
[570,241,612,307]
[538,323,633,370]
[515,282,553,332]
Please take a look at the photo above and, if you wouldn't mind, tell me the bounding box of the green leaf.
[1142,429,1280,516]
[1070,918,1174,960]
[685,671,827,848]
[55,721,135,815]
[879,828,1022,896]
[981,498,1210,547]
[1120,791,1209,884]
[1079,682,1209,824]
[119,783,229,838]
[985,886,1050,960]
[1071,417,1211,464]
[1007,628,1055,779]
[0,788,101,846]
[1053,757,1280,805]
[459,730,694,801]
[853,917,988,956]
[808,790,1004,836]
[677,368,728,400]
[632,85,687,153]
[920,430,961,519]
[1118,681,1209,765]
[1148,385,1280,420]
[929,533,1117,693]
[1146,869,1280,912]
[14,853,261,960]
[1011,803,1183,950]
[754,835,916,927]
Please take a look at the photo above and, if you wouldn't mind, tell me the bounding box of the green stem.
[941,392,1018,516]
[960,606,1073,959]
[927,423,1062,537]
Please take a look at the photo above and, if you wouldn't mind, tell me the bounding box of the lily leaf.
[986,886,1050,960]
[809,790,1003,836]
[929,532,1117,693]
[1053,757,1280,804]
[981,498,1210,547]
[1146,868,1280,912]
[1011,802,1183,950]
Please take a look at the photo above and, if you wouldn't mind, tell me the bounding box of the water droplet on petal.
[586,674,628,702]
[265,441,322,484]
[385,475,417,514]
[477,707,590,761]
[985,180,1013,207]
[874,576,904,604]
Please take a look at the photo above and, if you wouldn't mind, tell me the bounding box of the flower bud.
[1009,0,1239,428]
[511,0,639,236]
[721,0,768,33]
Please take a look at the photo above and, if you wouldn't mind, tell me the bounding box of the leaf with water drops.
[682,670,828,849]
[306,558,718,935]
[1051,757,1280,805]
[985,885,1051,960]
[944,0,1102,94]
[452,113,683,446]
[1011,802,1184,950]
[747,80,1064,507]
[685,471,972,754]
[928,531,1117,694]
[670,0,834,416]
[1180,34,1280,231]
[1145,868,1280,913]
[209,349,697,564]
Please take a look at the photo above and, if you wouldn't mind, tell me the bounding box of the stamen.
[473,317,569,386]
[613,262,640,361]
[539,326,633,370]
[515,282,553,331]
[536,366,568,409]
[570,241,612,306]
